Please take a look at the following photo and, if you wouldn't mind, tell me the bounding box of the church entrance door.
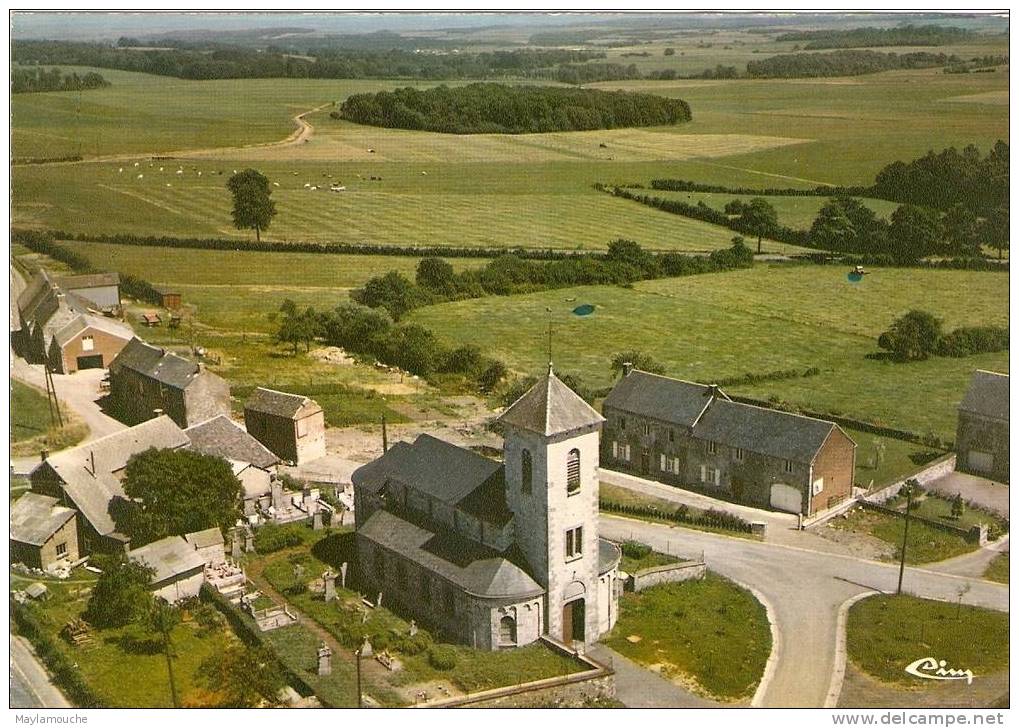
[562,599,585,645]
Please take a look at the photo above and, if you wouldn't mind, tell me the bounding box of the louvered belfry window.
[566,448,581,494]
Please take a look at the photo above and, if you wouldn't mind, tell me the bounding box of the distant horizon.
[10,9,1004,42]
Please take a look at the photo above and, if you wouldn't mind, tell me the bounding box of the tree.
[84,555,154,628]
[606,238,655,275]
[877,309,943,361]
[738,198,778,253]
[809,198,857,252]
[113,448,242,546]
[269,298,320,355]
[353,271,429,320]
[416,257,456,291]
[980,206,1009,260]
[610,350,666,377]
[951,493,965,520]
[943,203,981,257]
[194,645,286,708]
[477,360,507,393]
[319,302,393,356]
[227,169,276,243]
[888,204,944,261]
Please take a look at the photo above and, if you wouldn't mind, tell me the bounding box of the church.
[352,366,621,650]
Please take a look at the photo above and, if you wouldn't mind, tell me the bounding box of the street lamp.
[896,479,918,595]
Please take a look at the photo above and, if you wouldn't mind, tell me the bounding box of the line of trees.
[746,50,958,78]
[11,67,110,93]
[336,83,692,134]
[774,24,975,49]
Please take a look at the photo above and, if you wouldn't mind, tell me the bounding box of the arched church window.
[521,449,533,494]
[499,615,517,645]
[566,448,581,494]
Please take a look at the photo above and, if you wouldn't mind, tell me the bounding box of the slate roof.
[598,538,621,576]
[10,493,75,546]
[55,272,120,290]
[244,387,320,419]
[185,415,279,469]
[111,338,204,390]
[692,398,841,464]
[352,434,503,507]
[499,369,604,437]
[185,527,225,550]
[603,369,727,427]
[959,370,1009,422]
[129,536,206,583]
[359,509,543,600]
[52,313,133,348]
[40,416,190,537]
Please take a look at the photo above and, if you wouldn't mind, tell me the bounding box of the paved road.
[599,514,1009,708]
[926,472,1009,518]
[10,637,71,708]
[587,643,720,708]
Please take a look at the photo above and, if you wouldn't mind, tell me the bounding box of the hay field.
[409,265,1009,437]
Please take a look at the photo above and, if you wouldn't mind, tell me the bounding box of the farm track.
[13,102,332,168]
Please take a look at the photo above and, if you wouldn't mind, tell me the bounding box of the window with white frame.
[81,335,94,352]
[706,441,717,455]
[643,423,651,436]
[700,465,720,485]
[812,477,825,495]
[56,542,67,557]
[613,442,630,461]
[660,455,681,474]
[565,526,583,560]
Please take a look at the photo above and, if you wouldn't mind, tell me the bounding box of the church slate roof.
[603,369,725,427]
[359,509,544,600]
[10,493,75,546]
[352,434,503,507]
[185,415,279,469]
[959,370,1009,422]
[692,398,840,464]
[499,369,604,437]
[245,387,320,419]
[598,538,621,576]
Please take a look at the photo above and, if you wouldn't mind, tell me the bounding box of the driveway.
[587,643,720,708]
[925,471,1009,518]
[598,514,1009,708]
[9,636,71,708]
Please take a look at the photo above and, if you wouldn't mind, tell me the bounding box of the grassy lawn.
[413,265,1008,439]
[252,530,583,699]
[11,379,54,442]
[619,546,682,574]
[11,570,238,708]
[882,492,1009,539]
[604,572,771,701]
[983,553,1009,584]
[599,482,757,540]
[829,507,977,564]
[847,594,1009,685]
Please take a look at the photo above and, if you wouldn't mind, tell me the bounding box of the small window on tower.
[521,449,533,494]
[566,448,581,494]
[565,526,583,560]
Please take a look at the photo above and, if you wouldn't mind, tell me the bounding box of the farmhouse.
[601,368,856,516]
[54,272,121,312]
[956,370,1009,482]
[10,492,79,571]
[128,536,206,603]
[244,387,326,465]
[353,367,621,651]
[108,338,231,428]
[29,416,190,554]
[14,271,132,372]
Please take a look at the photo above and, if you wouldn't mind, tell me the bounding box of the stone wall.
[628,561,706,592]
[866,453,958,504]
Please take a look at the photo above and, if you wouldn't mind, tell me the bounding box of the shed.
[128,536,206,603]
[154,286,182,310]
[244,387,327,464]
[10,492,79,570]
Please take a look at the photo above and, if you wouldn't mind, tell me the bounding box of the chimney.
[621,361,634,378]
[708,384,719,399]
[153,408,164,418]
[40,448,49,462]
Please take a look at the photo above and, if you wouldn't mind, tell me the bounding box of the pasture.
[409,264,1009,438]
[11,64,1008,252]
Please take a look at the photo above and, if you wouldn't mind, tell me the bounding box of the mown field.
[410,264,1009,438]
[11,63,1007,252]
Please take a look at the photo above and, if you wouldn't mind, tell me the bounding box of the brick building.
[956,370,1009,482]
[108,338,230,428]
[601,369,856,516]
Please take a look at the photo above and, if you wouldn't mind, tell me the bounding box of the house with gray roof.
[185,415,279,470]
[244,387,326,464]
[602,368,856,516]
[353,367,621,651]
[29,415,191,553]
[10,492,79,570]
[128,536,206,603]
[956,370,1009,481]
[108,338,230,428]
[54,272,121,312]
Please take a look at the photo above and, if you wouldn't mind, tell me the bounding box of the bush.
[253,523,306,554]
[428,645,459,670]
[936,326,1009,357]
[621,540,652,560]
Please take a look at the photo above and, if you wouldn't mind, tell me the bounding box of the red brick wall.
[58,326,131,373]
[810,427,856,514]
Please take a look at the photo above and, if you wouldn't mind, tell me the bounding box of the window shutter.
[612,441,618,458]
[660,454,666,471]
[700,465,706,482]
[673,457,680,473]
[713,468,721,486]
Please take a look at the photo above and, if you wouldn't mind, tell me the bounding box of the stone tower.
[499,365,605,645]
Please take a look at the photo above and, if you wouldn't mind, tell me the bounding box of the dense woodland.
[336,83,692,133]
[11,67,109,93]
[774,24,975,49]
[746,50,958,78]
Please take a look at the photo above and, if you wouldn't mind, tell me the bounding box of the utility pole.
[896,479,917,595]
[43,365,63,428]
[381,412,388,453]
[355,647,363,708]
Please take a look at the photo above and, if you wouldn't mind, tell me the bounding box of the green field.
[11,63,1008,252]
[411,265,1008,438]
[11,379,53,442]
[626,189,902,229]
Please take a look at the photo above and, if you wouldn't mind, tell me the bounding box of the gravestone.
[340,562,348,589]
[231,533,242,560]
[376,592,383,609]
[244,530,255,553]
[323,571,336,602]
[408,620,418,637]
[312,509,323,530]
[360,637,373,658]
[317,642,332,676]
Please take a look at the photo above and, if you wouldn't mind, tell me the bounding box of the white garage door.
[968,450,994,473]
[770,483,802,514]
